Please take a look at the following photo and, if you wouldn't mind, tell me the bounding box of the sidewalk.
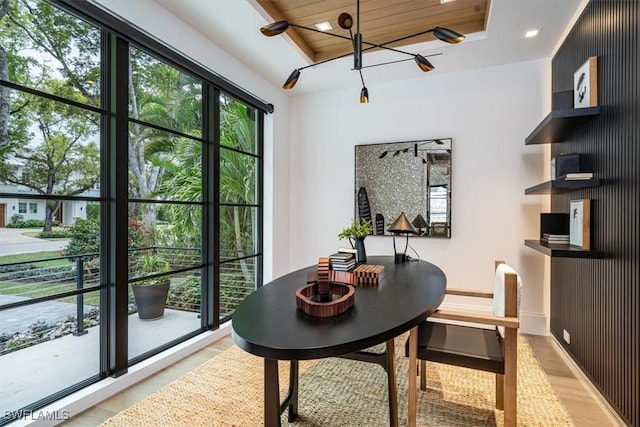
[0,228,69,257]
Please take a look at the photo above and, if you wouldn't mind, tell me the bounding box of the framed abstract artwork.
[569,199,591,249]
[574,56,598,108]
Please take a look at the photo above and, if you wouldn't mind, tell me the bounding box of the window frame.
[0,0,266,422]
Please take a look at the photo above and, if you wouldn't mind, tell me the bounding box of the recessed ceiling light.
[440,0,456,3]
[525,29,540,38]
[315,21,333,31]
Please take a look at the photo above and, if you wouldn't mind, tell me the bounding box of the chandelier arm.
[359,57,414,69]
[358,69,366,87]
[359,39,425,57]
[288,23,353,42]
[297,51,356,71]
[374,28,439,47]
[359,52,444,70]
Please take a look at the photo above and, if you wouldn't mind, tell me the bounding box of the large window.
[0,0,265,423]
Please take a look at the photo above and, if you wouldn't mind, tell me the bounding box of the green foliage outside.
[0,0,259,331]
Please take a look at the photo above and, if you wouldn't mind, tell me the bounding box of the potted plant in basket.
[338,218,373,263]
[131,253,171,319]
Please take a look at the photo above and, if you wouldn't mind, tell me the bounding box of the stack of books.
[329,251,356,271]
[557,172,593,180]
[541,233,570,245]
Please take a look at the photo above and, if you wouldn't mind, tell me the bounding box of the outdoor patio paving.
[0,308,200,413]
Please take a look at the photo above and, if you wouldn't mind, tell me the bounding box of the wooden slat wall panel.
[550,1,639,425]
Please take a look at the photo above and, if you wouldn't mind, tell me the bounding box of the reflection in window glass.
[28,202,37,213]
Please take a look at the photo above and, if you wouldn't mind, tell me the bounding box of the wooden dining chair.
[406,260,522,427]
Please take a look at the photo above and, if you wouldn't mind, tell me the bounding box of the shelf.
[525,178,601,195]
[525,107,601,145]
[524,240,601,258]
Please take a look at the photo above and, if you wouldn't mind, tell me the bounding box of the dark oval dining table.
[232,255,447,427]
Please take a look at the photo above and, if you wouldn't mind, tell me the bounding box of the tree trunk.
[233,206,250,281]
[43,201,60,232]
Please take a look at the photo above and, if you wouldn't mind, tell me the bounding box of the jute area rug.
[102,334,573,426]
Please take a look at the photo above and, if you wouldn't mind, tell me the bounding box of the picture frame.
[573,56,598,108]
[569,199,591,249]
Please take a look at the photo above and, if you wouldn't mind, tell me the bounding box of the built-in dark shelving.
[524,240,601,258]
[524,178,601,195]
[525,107,601,145]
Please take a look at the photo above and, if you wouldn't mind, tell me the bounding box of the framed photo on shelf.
[574,56,598,108]
[569,199,591,249]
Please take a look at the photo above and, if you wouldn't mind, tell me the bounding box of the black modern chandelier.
[260,0,465,103]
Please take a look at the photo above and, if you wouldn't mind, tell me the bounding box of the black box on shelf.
[540,213,569,239]
[552,90,574,109]
[551,153,581,179]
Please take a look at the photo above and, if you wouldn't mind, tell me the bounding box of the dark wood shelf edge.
[524,178,601,195]
[525,107,601,145]
[524,240,601,258]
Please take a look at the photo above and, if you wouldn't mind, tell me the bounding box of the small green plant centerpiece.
[338,218,373,263]
[132,253,171,320]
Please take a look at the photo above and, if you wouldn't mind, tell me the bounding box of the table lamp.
[387,212,418,263]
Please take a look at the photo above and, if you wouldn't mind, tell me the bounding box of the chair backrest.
[492,262,523,338]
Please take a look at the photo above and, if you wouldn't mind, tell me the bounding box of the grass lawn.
[0,251,101,306]
[0,251,66,266]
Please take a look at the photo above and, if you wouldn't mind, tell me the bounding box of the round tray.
[295,283,355,317]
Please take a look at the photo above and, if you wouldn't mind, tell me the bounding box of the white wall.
[288,60,551,334]
[93,0,292,282]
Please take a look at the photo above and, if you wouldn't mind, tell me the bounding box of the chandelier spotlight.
[260,0,465,103]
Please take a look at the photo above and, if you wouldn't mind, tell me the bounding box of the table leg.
[408,326,418,427]
[286,361,299,422]
[264,358,281,427]
[385,339,398,427]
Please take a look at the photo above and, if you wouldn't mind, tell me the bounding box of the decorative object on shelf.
[353,264,385,287]
[387,212,418,263]
[569,199,591,249]
[357,187,372,225]
[412,214,428,235]
[259,0,465,103]
[338,218,373,263]
[540,213,569,241]
[375,213,385,235]
[574,56,598,108]
[557,172,593,180]
[551,153,581,179]
[355,138,452,238]
[296,257,355,317]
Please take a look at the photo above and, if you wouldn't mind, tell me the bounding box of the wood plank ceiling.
[255,0,490,63]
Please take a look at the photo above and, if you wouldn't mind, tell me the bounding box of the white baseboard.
[13,322,232,427]
[438,302,548,335]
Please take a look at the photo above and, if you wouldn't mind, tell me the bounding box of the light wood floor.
[62,334,621,426]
